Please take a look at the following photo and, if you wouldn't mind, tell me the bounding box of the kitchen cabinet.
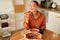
[48,11,55,31]
[15,13,24,30]
[48,11,60,34]
[16,21,24,30]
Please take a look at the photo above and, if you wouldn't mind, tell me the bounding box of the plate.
[24,32,42,40]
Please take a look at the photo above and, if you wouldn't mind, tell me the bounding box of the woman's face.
[30,2,39,12]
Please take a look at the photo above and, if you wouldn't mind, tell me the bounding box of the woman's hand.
[41,27,44,29]
[39,27,44,34]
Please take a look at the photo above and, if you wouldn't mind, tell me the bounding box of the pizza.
[26,32,40,39]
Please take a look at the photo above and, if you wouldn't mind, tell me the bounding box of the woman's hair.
[32,1,39,6]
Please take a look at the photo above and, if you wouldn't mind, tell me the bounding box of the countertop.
[40,7,60,13]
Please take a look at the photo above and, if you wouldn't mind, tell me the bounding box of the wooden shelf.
[12,0,25,13]
[14,5,25,12]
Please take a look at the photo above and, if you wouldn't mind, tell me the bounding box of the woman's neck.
[32,11,39,19]
[32,11,38,16]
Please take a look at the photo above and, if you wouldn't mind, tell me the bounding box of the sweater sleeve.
[41,15,46,30]
[24,12,29,30]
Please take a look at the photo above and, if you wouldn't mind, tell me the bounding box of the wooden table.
[10,29,60,40]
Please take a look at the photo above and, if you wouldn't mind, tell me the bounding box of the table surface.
[10,29,60,40]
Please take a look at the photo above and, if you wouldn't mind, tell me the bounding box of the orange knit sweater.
[24,11,46,30]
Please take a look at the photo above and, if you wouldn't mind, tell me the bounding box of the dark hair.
[32,1,39,6]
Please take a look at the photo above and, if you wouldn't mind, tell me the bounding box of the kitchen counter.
[40,7,60,13]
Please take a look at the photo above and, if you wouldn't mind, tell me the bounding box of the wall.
[25,0,41,11]
[0,0,14,13]
[52,0,60,5]
[25,0,32,11]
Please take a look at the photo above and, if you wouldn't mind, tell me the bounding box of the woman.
[24,1,46,34]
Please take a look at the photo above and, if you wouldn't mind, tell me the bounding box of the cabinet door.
[16,21,24,30]
[48,11,56,32]
[54,12,60,34]
[15,13,24,30]
[48,11,60,34]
